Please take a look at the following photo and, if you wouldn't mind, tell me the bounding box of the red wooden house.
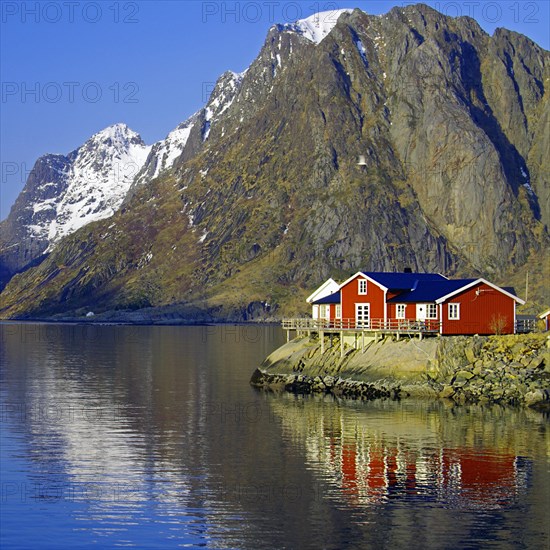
[309,271,525,335]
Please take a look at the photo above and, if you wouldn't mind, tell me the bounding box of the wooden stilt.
[340,331,344,358]
[321,331,324,354]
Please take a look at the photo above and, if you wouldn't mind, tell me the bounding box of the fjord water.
[1,324,548,549]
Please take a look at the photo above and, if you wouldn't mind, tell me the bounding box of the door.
[416,304,427,321]
[320,305,331,326]
[356,303,370,328]
[312,305,319,319]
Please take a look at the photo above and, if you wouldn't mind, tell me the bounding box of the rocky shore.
[251,333,550,408]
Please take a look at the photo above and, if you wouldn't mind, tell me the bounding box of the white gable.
[306,278,340,303]
[435,278,525,305]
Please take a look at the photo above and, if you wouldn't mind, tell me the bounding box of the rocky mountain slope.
[1,4,548,319]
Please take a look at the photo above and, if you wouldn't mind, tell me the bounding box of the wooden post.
[287,330,290,343]
[340,331,344,358]
[321,331,324,354]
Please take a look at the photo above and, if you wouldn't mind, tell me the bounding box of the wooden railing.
[282,318,441,332]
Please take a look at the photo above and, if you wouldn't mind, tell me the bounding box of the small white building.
[306,278,339,320]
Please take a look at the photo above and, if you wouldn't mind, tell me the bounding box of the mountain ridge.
[1,4,548,319]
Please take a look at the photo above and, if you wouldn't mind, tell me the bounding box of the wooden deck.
[282,318,439,355]
[282,318,538,348]
[282,317,441,333]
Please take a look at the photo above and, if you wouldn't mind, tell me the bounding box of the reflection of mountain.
[0,324,240,546]
[270,396,544,509]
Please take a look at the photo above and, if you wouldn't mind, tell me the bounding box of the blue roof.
[312,291,341,304]
[363,271,447,290]
[387,279,477,303]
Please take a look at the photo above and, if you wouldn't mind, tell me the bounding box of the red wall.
[442,282,516,335]
[340,275,386,324]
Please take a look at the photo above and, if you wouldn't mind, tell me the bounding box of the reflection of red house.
[308,271,525,335]
[329,438,521,507]
[441,450,518,507]
[459,453,517,496]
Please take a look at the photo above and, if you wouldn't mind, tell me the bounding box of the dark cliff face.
[1,4,548,318]
[0,154,71,289]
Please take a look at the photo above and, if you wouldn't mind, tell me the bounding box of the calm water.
[1,323,549,549]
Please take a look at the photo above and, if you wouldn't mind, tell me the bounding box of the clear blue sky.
[1,0,549,219]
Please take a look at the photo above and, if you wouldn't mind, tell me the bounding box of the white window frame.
[335,304,341,319]
[396,304,406,319]
[426,304,438,319]
[448,303,460,320]
[358,279,367,295]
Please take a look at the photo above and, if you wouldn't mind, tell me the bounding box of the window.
[448,303,460,320]
[358,279,367,295]
[396,304,406,319]
[427,304,438,319]
[335,304,341,318]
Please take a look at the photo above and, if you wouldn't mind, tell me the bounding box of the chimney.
[404,267,412,273]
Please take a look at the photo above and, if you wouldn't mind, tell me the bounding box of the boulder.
[439,386,455,398]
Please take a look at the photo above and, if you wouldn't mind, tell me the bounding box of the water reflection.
[1,323,549,549]
[269,395,547,510]
[1,324,260,548]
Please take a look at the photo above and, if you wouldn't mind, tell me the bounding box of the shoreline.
[0,317,281,327]
[251,333,550,409]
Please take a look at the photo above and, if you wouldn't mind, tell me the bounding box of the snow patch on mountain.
[202,71,245,141]
[151,117,197,178]
[279,9,354,44]
[355,38,368,63]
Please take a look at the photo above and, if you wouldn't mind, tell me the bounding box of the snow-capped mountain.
[0,123,151,286]
[47,123,151,244]
[0,64,249,289]
[277,9,353,44]
[1,5,548,315]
